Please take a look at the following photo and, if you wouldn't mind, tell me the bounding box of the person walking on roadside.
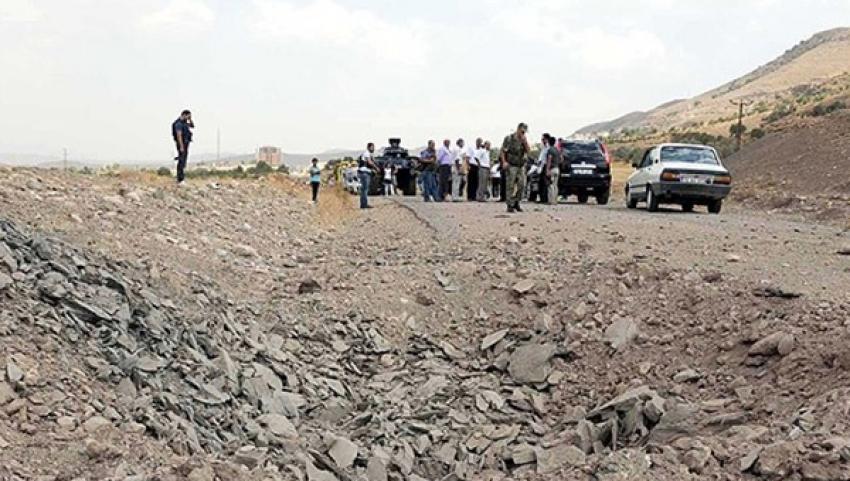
[501,122,531,213]
[476,141,492,202]
[358,143,378,209]
[545,136,562,205]
[437,139,453,201]
[309,157,321,204]
[171,109,194,185]
[419,140,438,202]
[451,138,468,202]
[467,138,482,201]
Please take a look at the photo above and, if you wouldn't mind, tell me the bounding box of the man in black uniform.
[171,110,194,185]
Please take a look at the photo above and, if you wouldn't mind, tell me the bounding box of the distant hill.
[577,27,850,137]
[0,149,365,170]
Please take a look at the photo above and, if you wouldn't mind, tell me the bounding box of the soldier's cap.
[517,122,528,131]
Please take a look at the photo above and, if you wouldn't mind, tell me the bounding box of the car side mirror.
[631,161,639,169]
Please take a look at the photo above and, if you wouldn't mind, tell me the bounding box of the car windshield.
[660,146,718,165]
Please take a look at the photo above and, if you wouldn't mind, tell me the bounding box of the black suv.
[558,140,611,204]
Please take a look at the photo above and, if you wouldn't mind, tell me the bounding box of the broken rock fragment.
[749,331,795,357]
[604,317,639,352]
[508,343,556,384]
[535,444,586,474]
[480,329,508,351]
[512,279,536,296]
[327,435,358,469]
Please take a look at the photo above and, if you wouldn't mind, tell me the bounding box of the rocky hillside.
[726,109,850,225]
[577,27,850,137]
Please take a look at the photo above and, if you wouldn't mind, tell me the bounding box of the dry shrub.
[266,174,355,227]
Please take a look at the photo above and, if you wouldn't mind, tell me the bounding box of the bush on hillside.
[750,128,766,140]
[763,103,796,124]
[729,123,747,137]
[156,167,171,177]
[612,146,644,165]
[808,100,847,117]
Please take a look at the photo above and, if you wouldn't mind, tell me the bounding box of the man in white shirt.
[451,138,468,202]
[358,142,377,209]
[475,141,492,202]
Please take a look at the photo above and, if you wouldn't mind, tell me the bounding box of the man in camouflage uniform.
[500,122,531,213]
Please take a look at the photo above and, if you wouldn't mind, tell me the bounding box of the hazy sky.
[1,0,849,163]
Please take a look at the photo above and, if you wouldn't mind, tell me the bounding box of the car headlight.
[661,171,679,181]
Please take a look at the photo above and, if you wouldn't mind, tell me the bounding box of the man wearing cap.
[500,123,531,213]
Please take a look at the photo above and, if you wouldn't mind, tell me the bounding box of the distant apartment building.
[256,146,282,166]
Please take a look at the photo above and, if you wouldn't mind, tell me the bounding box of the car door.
[629,149,653,196]
[645,148,664,189]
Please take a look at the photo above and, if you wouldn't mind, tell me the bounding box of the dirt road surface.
[391,196,850,301]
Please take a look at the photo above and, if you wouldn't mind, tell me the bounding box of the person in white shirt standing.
[358,143,377,209]
[451,138,468,202]
[383,163,395,196]
[475,141,492,201]
[490,162,502,201]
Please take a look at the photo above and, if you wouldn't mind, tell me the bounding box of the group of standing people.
[358,122,541,213]
[417,138,496,203]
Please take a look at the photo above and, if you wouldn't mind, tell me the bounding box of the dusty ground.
[1,168,849,480]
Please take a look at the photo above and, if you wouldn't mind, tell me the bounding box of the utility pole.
[63,148,68,171]
[730,99,753,151]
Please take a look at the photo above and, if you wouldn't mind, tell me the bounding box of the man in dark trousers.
[171,110,194,185]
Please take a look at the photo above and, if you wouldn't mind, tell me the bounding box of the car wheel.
[646,187,659,212]
[577,194,589,204]
[681,203,694,213]
[596,190,610,205]
[625,187,638,209]
[708,199,722,214]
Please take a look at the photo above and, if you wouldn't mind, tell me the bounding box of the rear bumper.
[559,174,611,191]
[654,182,731,202]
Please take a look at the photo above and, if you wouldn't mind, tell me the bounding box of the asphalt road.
[386,196,850,301]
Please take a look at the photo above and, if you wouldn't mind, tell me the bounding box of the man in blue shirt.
[309,158,321,203]
[171,109,194,185]
[419,140,438,202]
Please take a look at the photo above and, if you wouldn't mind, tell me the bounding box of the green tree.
[729,123,747,137]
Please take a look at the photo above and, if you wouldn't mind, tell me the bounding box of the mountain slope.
[577,27,850,136]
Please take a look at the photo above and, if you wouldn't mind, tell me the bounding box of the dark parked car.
[558,140,612,204]
[370,138,419,196]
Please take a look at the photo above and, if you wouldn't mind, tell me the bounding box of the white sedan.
[625,143,732,214]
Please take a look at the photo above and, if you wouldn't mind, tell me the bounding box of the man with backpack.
[171,109,194,185]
